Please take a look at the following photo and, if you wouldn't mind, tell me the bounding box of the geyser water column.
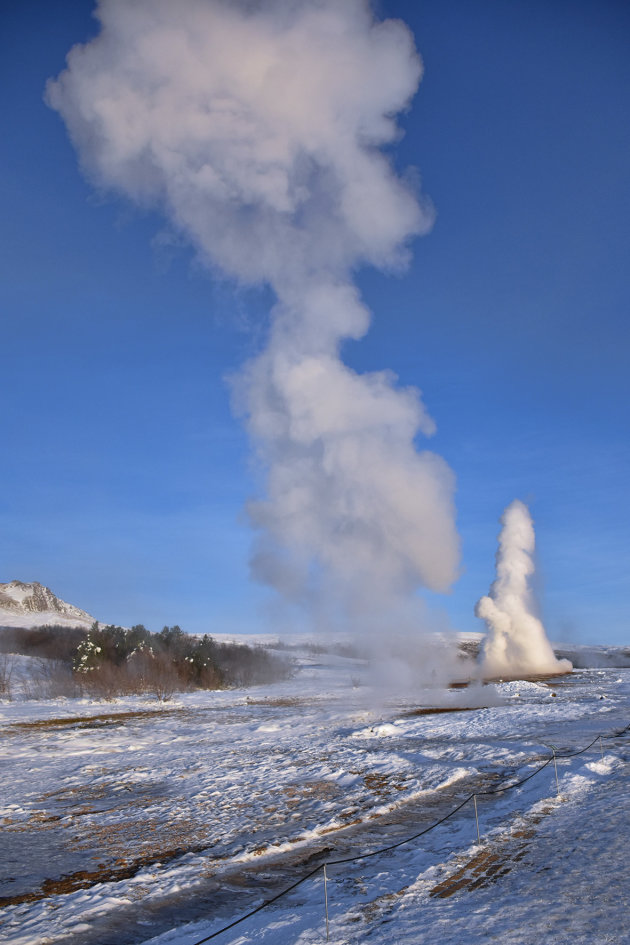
[477,500,572,679]
[47,0,460,632]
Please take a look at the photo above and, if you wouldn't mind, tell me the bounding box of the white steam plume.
[476,500,572,679]
[47,0,460,625]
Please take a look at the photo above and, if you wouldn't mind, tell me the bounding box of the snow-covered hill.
[0,580,94,628]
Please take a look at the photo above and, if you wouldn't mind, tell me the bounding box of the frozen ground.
[0,647,628,945]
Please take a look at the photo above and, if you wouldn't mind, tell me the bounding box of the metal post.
[599,735,604,760]
[323,864,330,943]
[552,748,560,796]
[473,794,480,845]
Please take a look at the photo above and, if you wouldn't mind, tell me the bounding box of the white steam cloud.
[47,0,459,625]
[476,500,572,679]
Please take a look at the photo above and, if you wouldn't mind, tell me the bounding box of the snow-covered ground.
[0,648,628,945]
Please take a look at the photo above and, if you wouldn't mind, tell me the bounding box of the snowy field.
[0,647,628,945]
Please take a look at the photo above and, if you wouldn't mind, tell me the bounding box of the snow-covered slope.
[0,580,94,628]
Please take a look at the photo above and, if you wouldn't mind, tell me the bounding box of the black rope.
[325,794,473,867]
[190,863,323,944]
[187,718,628,944]
[603,722,630,739]
[556,734,603,759]
[477,756,553,795]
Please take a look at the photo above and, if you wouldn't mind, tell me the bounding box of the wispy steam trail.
[47,0,460,626]
[477,500,572,678]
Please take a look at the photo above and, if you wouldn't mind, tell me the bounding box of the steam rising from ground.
[47,0,459,635]
[477,500,572,679]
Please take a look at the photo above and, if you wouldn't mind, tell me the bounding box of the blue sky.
[1,0,629,644]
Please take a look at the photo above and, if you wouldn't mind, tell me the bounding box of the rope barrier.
[187,717,629,944]
[325,794,473,868]
[477,756,554,796]
[190,865,323,944]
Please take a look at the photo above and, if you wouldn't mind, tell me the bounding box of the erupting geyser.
[476,500,572,680]
[47,0,460,636]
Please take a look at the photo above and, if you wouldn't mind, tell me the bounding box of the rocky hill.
[0,580,95,628]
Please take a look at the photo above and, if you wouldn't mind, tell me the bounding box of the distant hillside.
[0,580,94,628]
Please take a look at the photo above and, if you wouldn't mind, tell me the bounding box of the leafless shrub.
[0,654,16,699]
[146,653,181,701]
[79,662,133,701]
[21,658,80,700]
[76,650,181,701]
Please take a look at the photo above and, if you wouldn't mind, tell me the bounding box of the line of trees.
[0,623,292,700]
[0,625,85,662]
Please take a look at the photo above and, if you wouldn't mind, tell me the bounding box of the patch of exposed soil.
[403,706,485,717]
[245,697,310,708]
[9,708,183,731]
[0,840,213,909]
[429,803,557,899]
